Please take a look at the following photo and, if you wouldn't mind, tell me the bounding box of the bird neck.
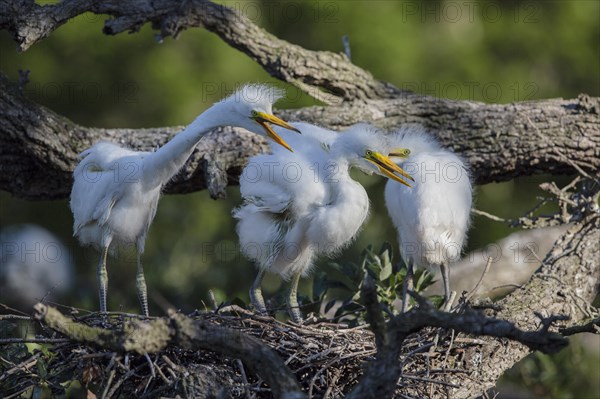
[142,101,229,189]
[325,159,356,200]
[316,160,370,246]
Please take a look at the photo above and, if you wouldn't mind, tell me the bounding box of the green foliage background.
[1,1,598,397]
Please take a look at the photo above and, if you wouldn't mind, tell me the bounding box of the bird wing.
[76,141,139,170]
[70,142,140,238]
[240,129,330,214]
[385,150,472,266]
[235,128,332,271]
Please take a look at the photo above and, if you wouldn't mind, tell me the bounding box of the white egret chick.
[384,126,473,311]
[70,84,300,316]
[234,123,413,322]
[0,224,74,308]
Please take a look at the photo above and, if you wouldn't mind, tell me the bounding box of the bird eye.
[251,110,259,117]
[365,150,373,157]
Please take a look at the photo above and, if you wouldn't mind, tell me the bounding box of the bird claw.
[252,305,268,317]
[287,304,303,324]
[249,289,268,316]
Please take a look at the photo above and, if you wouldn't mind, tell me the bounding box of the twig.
[237,359,253,399]
[0,353,41,382]
[0,314,32,321]
[0,303,31,317]
[101,368,117,399]
[0,337,69,345]
[105,363,147,399]
[472,209,508,223]
[144,352,156,379]
[559,317,600,336]
[463,256,493,304]
[208,289,219,311]
[4,386,32,399]
[400,374,460,389]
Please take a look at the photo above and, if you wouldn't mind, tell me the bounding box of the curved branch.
[4,209,598,399]
[0,0,395,102]
[453,212,600,398]
[349,212,600,399]
[33,304,306,398]
[1,73,598,200]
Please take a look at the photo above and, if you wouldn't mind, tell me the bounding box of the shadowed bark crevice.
[1,73,598,200]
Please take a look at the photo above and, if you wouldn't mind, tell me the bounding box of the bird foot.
[287,304,303,324]
[249,286,269,316]
[253,306,269,317]
[249,299,268,316]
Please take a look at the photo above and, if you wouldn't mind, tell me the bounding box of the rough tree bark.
[1,73,598,200]
[1,1,599,398]
[347,212,600,399]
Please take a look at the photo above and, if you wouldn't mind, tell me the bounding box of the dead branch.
[346,279,571,399]
[33,303,305,399]
[560,317,600,336]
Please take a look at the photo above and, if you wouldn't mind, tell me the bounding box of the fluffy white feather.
[234,123,412,321]
[384,125,473,308]
[70,84,298,315]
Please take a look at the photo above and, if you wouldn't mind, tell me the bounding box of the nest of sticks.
[0,304,486,398]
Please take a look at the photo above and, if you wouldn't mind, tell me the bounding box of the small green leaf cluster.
[312,243,441,325]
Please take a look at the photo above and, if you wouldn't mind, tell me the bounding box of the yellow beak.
[253,112,301,152]
[365,151,414,187]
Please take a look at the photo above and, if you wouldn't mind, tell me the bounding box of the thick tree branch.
[454,212,600,398]
[3,209,598,398]
[348,272,574,399]
[0,0,396,102]
[348,212,599,399]
[0,72,270,200]
[1,2,599,397]
[425,225,569,298]
[33,304,305,399]
[1,73,598,200]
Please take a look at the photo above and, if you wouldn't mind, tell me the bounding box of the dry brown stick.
[0,353,41,382]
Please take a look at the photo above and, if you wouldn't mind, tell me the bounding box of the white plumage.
[70,84,300,316]
[234,123,413,322]
[0,224,74,307]
[384,125,473,310]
